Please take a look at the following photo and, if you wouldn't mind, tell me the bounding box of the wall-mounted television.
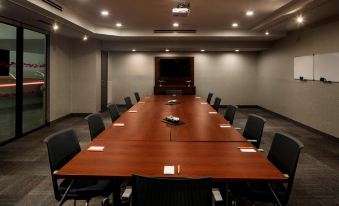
[155,57,194,85]
[159,58,191,78]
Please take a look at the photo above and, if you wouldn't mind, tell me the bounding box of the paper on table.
[240,148,257,153]
[139,101,145,104]
[195,96,201,99]
[201,102,208,105]
[87,146,104,152]
[113,123,125,127]
[128,110,138,113]
[219,124,231,128]
[164,166,175,174]
[209,111,217,114]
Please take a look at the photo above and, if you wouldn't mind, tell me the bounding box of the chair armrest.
[257,148,264,152]
[212,188,223,202]
[234,127,241,130]
[122,186,132,199]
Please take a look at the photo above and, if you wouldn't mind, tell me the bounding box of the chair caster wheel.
[101,198,110,206]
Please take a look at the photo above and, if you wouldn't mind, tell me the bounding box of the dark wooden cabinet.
[154,85,196,95]
[154,57,195,95]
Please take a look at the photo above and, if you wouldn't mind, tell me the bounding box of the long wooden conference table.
[56,95,287,205]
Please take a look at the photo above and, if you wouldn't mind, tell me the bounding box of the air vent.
[41,0,63,11]
[154,29,196,33]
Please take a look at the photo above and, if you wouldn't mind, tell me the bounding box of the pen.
[177,164,180,174]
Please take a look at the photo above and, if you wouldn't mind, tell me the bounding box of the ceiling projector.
[172,3,190,17]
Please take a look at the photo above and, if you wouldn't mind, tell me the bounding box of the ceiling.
[1,0,339,51]
[57,0,292,30]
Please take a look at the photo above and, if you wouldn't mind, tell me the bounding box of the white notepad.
[219,125,231,128]
[195,96,201,99]
[87,146,104,152]
[139,101,145,104]
[201,102,208,105]
[209,111,217,114]
[113,123,125,127]
[163,166,175,174]
[240,149,257,153]
[128,110,138,113]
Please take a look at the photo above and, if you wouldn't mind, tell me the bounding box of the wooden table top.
[57,141,285,182]
[56,95,287,182]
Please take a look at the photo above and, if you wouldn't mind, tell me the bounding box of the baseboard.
[258,106,339,143]
[49,113,91,124]
[219,105,260,109]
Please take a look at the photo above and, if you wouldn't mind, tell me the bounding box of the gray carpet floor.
[0,108,338,206]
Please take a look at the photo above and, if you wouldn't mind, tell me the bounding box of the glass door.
[22,29,47,133]
[0,23,17,143]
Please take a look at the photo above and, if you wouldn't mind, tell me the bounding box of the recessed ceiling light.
[173,22,179,27]
[132,49,136,52]
[232,23,239,28]
[52,23,59,31]
[265,31,270,36]
[116,23,122,27]
[235,49,240,52]
[246,10,254,16]
[165,49,170,52]
[83,35,88,41]
[296,15,304,24]
[101,10,109,16]
[201,49,205,52]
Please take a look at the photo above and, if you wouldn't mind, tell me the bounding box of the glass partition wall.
[0,22,48,144]
[0,23,17,142]
[23,29,47,133]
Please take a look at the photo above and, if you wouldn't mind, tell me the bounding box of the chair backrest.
[243,114,267,148]
[124,96,133,109]
[107,104,120,122]
[206,93,213,104]
[268,133,304,205]
[132,175,212,206]
[212,97,221,112]
[44,128,81,200]
[134,92,141,102]
[85,113,105,140]
[166,90,182,96]
[224,105,238,125]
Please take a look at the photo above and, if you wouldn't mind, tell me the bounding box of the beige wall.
[108,52,258,105]
[49,35,101,121]
[257,20,339,137]
[70,39,101,113]
[49,34,72,121]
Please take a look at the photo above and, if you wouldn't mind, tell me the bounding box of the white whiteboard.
[294,56,314,80]
[314,53,339,82]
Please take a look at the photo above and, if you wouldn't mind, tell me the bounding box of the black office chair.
[224,105,238,125]
[124,96,133,109]
[85,113,105,140]
[243,114,267,148]
[212,97,221,112]
[166,90,182,96]
[132,175,213,206]
[134,92,141,102]
[107,103,120,122]
[44,128,113,206]
[206,92,213,104]
[230,133,304,206]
